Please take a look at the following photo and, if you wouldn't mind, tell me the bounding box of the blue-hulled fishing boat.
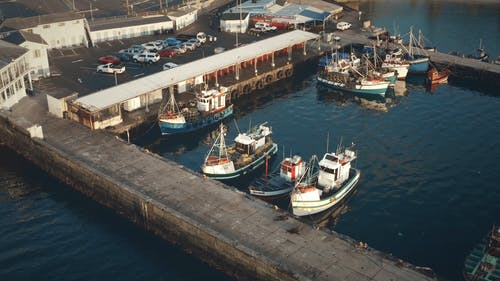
[405,26,430,73]
[158,86,233,135]
[463,225,500,281]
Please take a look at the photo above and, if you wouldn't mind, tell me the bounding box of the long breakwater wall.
[0,104,436,281]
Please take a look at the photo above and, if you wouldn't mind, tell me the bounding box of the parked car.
[186,38,201,48]
[181,42,196,51]
[336,21,352,31]
[249,27,267,34]
[255,22,277,32]
[98,55,120,64]
[214,47,225,54]
[133,52,160,63]
[142,42,162,52]
[120,45,146,55]
[163,37,182,46]
[96,63,126,74]
[163,62,179,70]
[170,45,187,54]
[158,48,176,57]
[114,52,134,62]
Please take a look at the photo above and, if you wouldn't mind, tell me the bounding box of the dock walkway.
[0,94,436,281]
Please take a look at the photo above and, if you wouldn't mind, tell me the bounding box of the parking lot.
[43,11,288,97]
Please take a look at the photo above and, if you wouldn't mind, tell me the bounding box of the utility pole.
[126,0,130,15]
[159,0,163,13]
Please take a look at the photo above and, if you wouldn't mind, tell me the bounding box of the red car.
[98,55,120,64]
[158,48,176,58]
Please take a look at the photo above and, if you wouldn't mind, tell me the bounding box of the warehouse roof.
[74,30,319,112]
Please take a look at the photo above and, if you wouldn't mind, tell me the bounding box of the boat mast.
[409,25,413,56]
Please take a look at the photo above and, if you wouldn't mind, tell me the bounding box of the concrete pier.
[0,95,436,281]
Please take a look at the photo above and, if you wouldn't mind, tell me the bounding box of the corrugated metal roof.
[1,12,84,30]
[89,15,173,32]
[74,30,319,112]
[0,40,28,69]
[299,9,330,21]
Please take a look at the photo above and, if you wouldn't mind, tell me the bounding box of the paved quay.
[0,94,436,281]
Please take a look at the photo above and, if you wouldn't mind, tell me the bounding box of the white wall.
[0,54,29,109]
[170,11,198,30]
[21,41,50,79]
[220,17,249,33]
[28,19,88,49]
[90,21,174,44]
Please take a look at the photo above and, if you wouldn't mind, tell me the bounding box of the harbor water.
[1,1,499,281]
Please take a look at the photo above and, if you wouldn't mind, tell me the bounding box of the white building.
[3,31,50,80]
[220,13,250,33]
[0,40,32,109]
[168,7,198,30]
[88,15,174,45]
[0,12,89,49]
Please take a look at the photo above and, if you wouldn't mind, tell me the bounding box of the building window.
[43,24,50,28]
[74,20,80,24]
[34,49,41,58]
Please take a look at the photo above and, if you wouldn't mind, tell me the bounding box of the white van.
[336,21,352,31]
[254,22,277,32]
[133,52,160,64]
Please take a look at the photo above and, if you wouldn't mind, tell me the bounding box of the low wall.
[0,113,295,281]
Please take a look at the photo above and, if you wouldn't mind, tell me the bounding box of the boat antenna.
[248,118,252,132]
[282,144,285,160]
[337,136,343,155]
[326,132,330,152]
[233,119,241,134]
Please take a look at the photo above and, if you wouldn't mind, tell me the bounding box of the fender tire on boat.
[265,75,273,83]
[277,70,285,79]
[256,80,264,89]
[285,68,293,77]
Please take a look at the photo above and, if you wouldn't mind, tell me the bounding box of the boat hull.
[317,77,389,95]
[203,143,279,180]
[408,57,429,73]
[159,105,233,135]
[292,168,360,217]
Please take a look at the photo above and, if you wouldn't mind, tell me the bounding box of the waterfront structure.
[88,15,174,46]
[0,41,32,109]
[224,0,341,29]
[168,7,198,30]
[0,12,89,49]
[220,13,250,33]
[69,30,319,130]
[3,31,50,80]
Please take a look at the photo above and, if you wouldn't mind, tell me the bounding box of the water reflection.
[295,186,360,229]
[316,84,399,112]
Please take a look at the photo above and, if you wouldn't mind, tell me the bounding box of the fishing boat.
[426,67,449,85]
[291,145,361,217]
[467,39,489,62]
[317,58,390,96]
[158,86,233,135]
[463,225,500,281]
[201,122,278,180]
[249,154,308,200]
[404,26,430,73]
[381,51,410,80]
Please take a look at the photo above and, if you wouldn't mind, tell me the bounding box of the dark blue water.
[2,1,500,281]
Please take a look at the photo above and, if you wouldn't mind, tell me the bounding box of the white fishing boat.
[202,122,278,180]
[291,145,360,217]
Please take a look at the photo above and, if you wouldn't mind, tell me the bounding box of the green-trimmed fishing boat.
[202,123,278,180]
[464,225,500,281]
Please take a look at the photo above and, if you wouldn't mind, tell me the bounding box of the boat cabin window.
[325,154,338,162]
[320,165,338,180]
[236,142,254,154]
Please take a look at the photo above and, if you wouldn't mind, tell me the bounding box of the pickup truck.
[96,63,126,74]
